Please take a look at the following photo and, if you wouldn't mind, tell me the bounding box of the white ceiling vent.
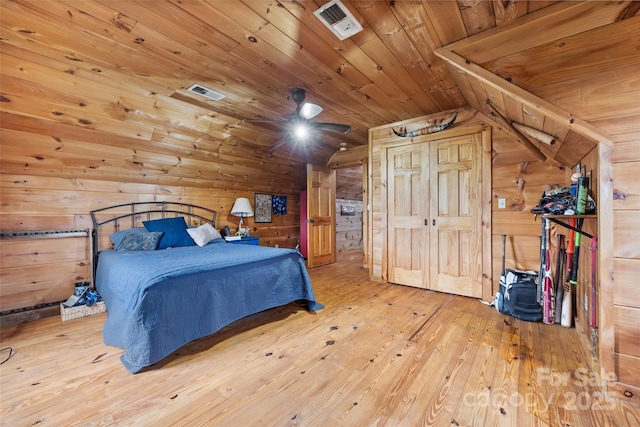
[187,83,225,101]
[314,0,363,41]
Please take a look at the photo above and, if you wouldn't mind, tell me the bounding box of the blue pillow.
[143,217,194,249]
[110,228,147,247]
[116,232,163,251]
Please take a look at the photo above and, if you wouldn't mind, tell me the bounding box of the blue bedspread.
[96,243,322,373]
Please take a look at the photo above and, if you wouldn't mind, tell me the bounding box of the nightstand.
[227,236,260,245]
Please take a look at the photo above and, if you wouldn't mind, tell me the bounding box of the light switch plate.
[498,198,506,209]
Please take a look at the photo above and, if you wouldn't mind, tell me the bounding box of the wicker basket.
[60,301,106,321]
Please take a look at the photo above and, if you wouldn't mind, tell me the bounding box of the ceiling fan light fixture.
[300,102,323,119]
[245,88,351,153]
[293,123,309,140]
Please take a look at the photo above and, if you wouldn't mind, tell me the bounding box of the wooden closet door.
[429,132,483,298]
[386,143,430,288]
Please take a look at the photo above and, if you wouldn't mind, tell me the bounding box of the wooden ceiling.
[1,1,639,193]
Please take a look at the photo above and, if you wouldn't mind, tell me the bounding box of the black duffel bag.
[494,269,542,322]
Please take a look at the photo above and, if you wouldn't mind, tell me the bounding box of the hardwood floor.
[1,251,638,426]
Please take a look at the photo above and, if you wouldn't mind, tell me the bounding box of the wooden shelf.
[536,214,596,239]
[540,214,596,219]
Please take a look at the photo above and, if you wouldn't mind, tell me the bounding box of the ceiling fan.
[244,88,352,142]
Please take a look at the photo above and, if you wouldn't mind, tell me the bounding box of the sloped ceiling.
[436,1,640,167]
[1,1,639,192]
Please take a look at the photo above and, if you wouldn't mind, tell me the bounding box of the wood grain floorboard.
[1,250,639,426]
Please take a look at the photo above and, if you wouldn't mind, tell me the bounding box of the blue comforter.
[96,243,322,373]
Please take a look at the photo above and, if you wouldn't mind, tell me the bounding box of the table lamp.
[231,197,253,236]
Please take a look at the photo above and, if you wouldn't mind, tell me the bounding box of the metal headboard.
[90,202,218,284]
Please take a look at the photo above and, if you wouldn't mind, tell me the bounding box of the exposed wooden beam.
[512,122,556,146]
[483,99,546,162]
[433,48,612,145]
[444,1,634,63]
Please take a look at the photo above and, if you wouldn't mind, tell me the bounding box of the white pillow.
[187,223,222,247]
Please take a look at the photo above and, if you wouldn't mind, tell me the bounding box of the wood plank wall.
[0,174,300,322]
[335,198,363,253]
[611,126,640,402]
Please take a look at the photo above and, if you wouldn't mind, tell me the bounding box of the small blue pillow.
[110,228,147,248]
[143,217,194,249]
[116,232,163,251]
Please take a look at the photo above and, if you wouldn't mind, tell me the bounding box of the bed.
[90,202,322,374]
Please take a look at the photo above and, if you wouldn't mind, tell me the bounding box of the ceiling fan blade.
[246,89,350,139]
[267,139,290,155]
[242,119,287,124]
[309,122,352,134]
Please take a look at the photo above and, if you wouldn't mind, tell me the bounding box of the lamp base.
[237,228,250,237]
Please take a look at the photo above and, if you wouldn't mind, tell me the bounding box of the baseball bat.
[554,234,565,324]
[543,218,553,324]
[561,218,576,328]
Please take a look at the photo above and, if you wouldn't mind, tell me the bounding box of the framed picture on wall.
[341,205,356,216]
[254,193,273,223]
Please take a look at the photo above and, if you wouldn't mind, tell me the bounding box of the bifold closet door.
[386,143,430,289]
[386,131,483,297]
[429,132,483,298]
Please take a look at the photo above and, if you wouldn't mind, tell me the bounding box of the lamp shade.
[231,197,254,218]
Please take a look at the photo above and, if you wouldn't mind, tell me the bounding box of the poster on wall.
[272,195,287,215]
[254,193,273,223]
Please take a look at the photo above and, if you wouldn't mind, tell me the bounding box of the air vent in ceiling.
[314,0,363,41]
[187,83,225,101]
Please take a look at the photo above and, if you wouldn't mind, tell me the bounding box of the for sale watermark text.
[462,368,617,411]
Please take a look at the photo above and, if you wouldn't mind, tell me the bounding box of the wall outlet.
[498,198,506,209]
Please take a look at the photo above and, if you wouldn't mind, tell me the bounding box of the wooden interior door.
[429,132,483,298]
[306,164,336,268]
[387,143,429,288]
